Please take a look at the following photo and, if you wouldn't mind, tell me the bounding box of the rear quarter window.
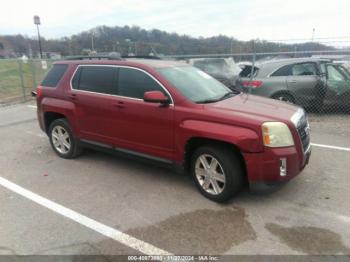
[41,64,68,87]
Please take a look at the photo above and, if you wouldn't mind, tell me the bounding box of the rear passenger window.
[292,63,317,76]
[41,64,68,87]
[118,68,164,99]
[270,65,292,77]
[73,66,116,95]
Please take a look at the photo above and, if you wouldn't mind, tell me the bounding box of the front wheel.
[272,93,295,104]
[190,145,244,202]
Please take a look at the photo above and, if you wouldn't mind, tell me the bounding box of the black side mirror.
[31,90,37,97]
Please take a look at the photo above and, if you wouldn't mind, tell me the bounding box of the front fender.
[177,120,262,159]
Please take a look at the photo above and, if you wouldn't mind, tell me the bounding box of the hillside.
[0,25,334,58]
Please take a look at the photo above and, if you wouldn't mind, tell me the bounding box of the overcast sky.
[1,0,349,44]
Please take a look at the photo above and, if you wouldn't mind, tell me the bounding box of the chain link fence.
[0,59,53,105]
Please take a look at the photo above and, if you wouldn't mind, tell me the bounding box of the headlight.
[262,122,294,147]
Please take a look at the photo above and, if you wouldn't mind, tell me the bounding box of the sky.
[1,0,350,44]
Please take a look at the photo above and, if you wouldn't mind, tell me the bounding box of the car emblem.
[305,124,310,136]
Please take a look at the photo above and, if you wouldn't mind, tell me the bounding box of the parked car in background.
[187,57,241,89]
[33,56,310,202]
[235,58,350,110]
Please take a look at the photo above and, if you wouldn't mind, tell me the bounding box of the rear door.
[69,65,119,144]
[286,62,322,104]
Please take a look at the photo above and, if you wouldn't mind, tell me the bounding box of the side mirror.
[143,91,170,104]
[31,90,37,97]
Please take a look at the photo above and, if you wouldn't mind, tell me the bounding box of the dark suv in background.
[236,58,350,110]
[33,57,311,202]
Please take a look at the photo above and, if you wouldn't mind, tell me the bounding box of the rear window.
[239,66,258,78]
[72,66,117,95]
[41,64,68,87]
[291,63,317,76]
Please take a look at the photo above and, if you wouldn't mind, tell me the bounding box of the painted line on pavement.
[0,176,172,256]
[311,143,350,152]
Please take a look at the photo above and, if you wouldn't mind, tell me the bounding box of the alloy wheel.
[51,126,71,154]
[195,154,226,195]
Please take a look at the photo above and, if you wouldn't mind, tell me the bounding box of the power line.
[264,36,350,42]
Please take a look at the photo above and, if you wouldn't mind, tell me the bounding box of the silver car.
[236,58,350,109]
[187,57,242,89]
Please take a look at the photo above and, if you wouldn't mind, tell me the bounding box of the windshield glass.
[327,64,346,81]
[157,66,233,103]
[337,65,350,79]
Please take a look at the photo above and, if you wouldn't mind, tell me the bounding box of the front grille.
[296,116,311,152]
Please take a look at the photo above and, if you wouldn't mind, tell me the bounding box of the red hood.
[205,94,299,123]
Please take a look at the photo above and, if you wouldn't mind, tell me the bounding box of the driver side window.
[327,65,345,81]
[118,68,165,99]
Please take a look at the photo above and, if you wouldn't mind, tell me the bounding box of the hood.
[205,94,299,123]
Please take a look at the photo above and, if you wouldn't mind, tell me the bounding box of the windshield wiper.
[195,91,235,104]
[218,91,235,101]
[195,98,221,104]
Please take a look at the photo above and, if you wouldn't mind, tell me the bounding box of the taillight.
[36,86,43,98]
[241,80,263,88]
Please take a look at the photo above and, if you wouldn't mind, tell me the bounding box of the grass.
[0,59,53,104]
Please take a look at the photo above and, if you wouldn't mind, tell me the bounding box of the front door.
[114,67,174,159]
[324,64,350,107]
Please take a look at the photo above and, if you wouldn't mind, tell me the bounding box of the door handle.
[288,80,297,84]
[68,93,78,100]
[113,101,125,109]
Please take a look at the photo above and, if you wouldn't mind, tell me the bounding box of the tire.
[272,93,295,104]
[190,145,244,202]
[48,118,82,159]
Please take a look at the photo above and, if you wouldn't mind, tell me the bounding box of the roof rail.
[64,55,123,61]
[122,55,162,60]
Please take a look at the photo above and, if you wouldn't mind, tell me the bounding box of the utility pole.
[311,28,315,42]
[33,15,43,58]
[91,32,95,52]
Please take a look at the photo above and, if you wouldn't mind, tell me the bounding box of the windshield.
[337,65,350,79]
[327,64,346,81]
[157,66,233,103]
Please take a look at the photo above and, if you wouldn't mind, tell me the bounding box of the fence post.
[17,60,26,102]
[249,40,256,94]
[31,59,37,89]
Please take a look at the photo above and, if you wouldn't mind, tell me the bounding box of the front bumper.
[243,146,311,192]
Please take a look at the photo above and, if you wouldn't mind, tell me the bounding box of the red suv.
[34,56,311,202]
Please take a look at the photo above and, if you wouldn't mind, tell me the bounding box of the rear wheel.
[190,145,244,202]
[272,93,295,104]
[49,119,82,159]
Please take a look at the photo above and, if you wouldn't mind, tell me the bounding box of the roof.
[56,58,188,69]
[256,57,332,67]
